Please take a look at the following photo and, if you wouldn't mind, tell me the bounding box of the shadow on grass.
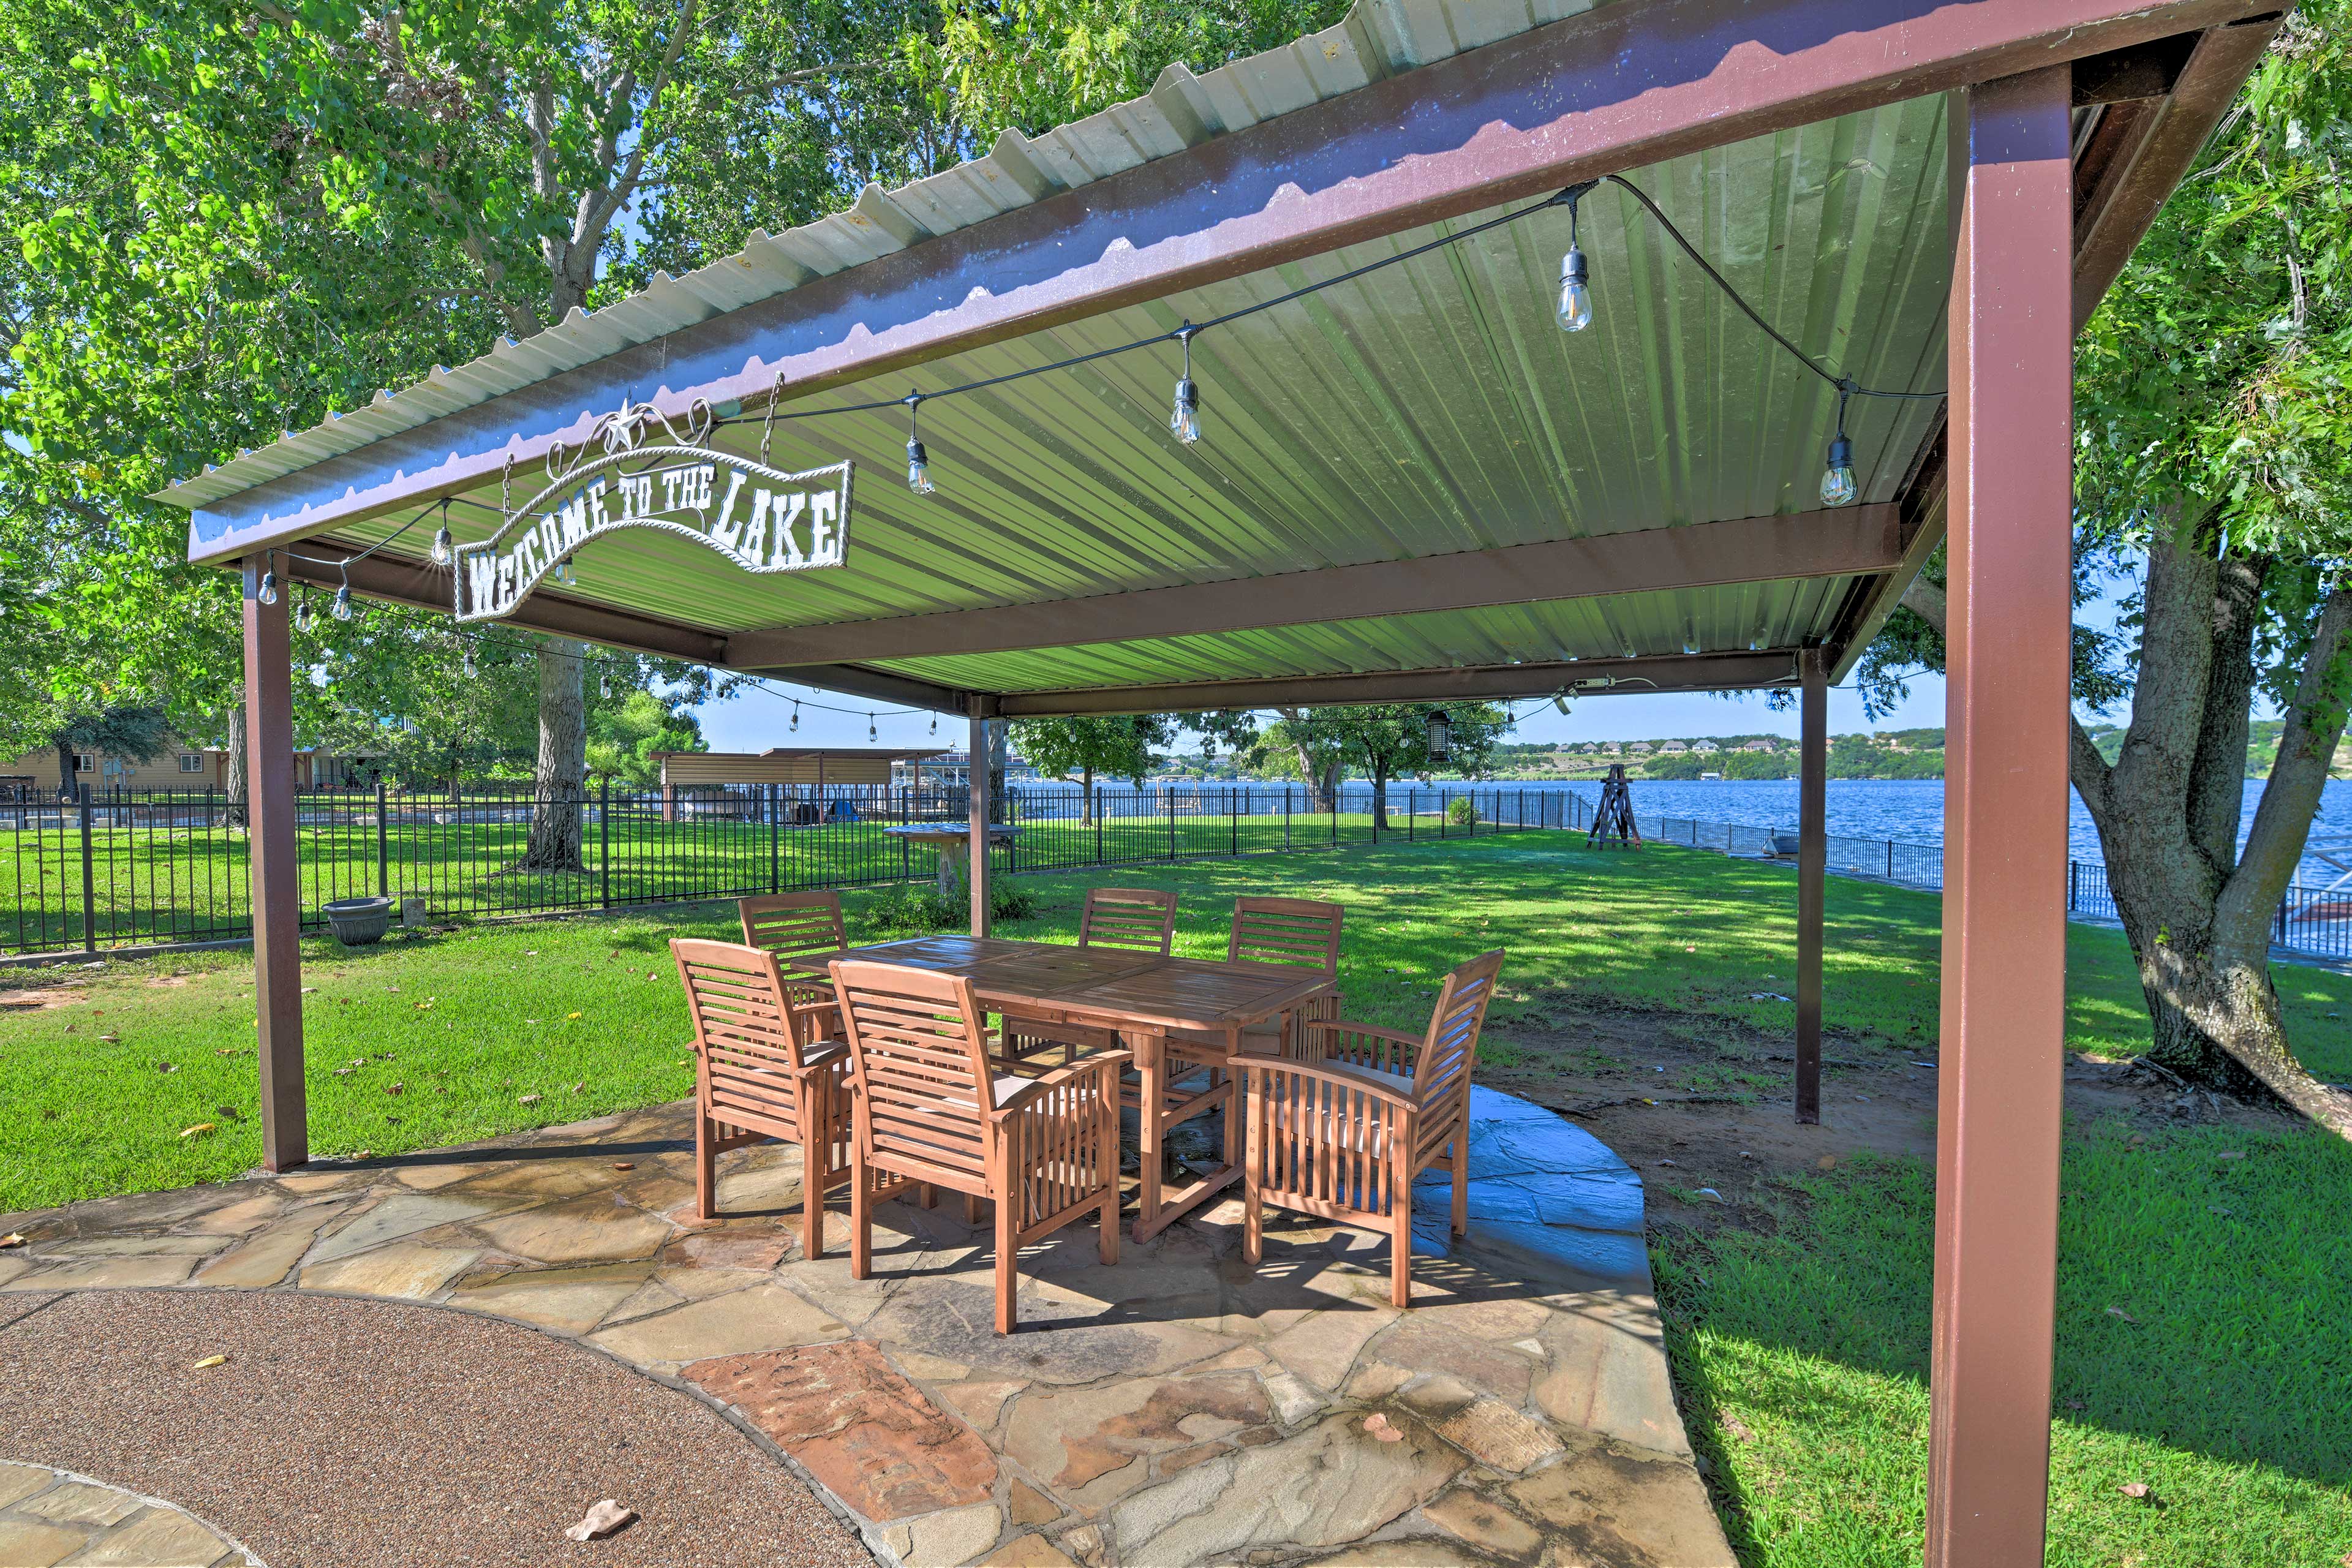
[1653,1122,2352,1561]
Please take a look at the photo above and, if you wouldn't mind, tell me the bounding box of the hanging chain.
[760,369,787,468]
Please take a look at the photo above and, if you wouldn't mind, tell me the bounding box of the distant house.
[1741,739,1777,753]
[1659,740,1689,754]
[1629,742,1653,755]
[1692,739,1719,754]
[0,735,364,794]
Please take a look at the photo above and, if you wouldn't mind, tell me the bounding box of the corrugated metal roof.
[317,96,1945,677]
[161,0,1615,511]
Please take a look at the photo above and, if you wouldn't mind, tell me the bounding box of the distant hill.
[2082,718,2352,778]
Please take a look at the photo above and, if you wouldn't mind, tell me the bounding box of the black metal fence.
[12,780,2345,963]
[1,779,1558,957]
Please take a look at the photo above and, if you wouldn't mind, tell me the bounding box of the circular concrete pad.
[0,1290,870,1568]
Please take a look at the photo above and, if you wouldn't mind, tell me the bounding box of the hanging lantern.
[1425,710,1452,766]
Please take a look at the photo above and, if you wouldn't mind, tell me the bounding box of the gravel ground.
[0,1290,872,1568]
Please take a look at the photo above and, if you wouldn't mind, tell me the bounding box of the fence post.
[1231,788,1239,857]
[1284,785,1292,850]
[78,788,97,955]
[1409,788,1417,842]
[374,782,390,898]
[1167,787,1176,862]
[1095,789,1104,867]
[2067,861,2078,911]
[2278,888,2291,947]
[769,783,782,892]
[599,780,613,909]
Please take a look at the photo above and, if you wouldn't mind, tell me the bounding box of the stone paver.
[1,1085,1730,1567]
[0,1464,256,1566]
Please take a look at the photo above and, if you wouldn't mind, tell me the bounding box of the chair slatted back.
[739,891,848,988]
[673,939,809,1134]
[1409,949,1505,1127]
[831,959,997,1184]
[1228,896,1343,974]
[1079,886,1178,955]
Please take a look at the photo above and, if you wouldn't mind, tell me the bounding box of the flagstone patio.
[0,1086,1730,1567]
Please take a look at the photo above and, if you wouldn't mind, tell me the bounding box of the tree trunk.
[222,701,247,828]
[1371,767,1390,829]
[54,743,77,801]
[2060,533,2352,1134]
[987,719,1009,824]
[521,639,587,871]
[1081,764,1093,826]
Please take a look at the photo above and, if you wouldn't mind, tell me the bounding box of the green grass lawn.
[1657,1128,2352,1566]
[4,834,2349,1564]
[8,834,2350,1212]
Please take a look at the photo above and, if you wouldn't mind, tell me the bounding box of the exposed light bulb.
[293,594,314,633]
[462,647,477,677]
[930,713,938,737]
[905,438,933,496]
[431,526,453,566]
[790,704,800,733]
[331,583,354,621]
[1556,244,1592,333]
[1820,432,1857,508]
[257,570,279,606]
[868,713,878,743]
[1170,377,1200,445]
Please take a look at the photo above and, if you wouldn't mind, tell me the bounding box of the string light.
[1169,325,1201,445]
[331,578,355,621]
[430,501,453,567]
[868,712,878,742]
[256,561,279,606]
[293,588,314,633]
[462,646,476,677]
[1556,184,1593,333]
[790,701,800,733]
[929,713,938,737]
[1820,385,1858,508]
[904,394,933,496]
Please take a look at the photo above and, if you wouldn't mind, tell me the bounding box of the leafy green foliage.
[1011,715,1170,790]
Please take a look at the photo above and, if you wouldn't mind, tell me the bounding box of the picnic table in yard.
[838,933,1336,1239]
[880,822,1018,897]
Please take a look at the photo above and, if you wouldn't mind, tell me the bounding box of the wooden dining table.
[832,934,1338,1240]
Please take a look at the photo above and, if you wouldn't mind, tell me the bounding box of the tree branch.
[1898,573,1944,635]
[729,59,887,100]
[2220,580,2352,943]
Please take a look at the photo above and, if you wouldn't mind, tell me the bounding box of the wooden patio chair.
[738,890,851,1046]
[671,937,856,1256]
[1238,949,1504,1307]
[999,886,1178,1065]
[831,959,1126,1333]
[1171,896,1345,1065]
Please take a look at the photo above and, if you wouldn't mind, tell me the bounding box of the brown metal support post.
[243,555,307,1172]
[968,704,993,937]
[1928,64,2073,1567]
[1796,647,1826,1124]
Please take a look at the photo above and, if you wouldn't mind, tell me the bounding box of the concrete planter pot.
[323,895,394,946]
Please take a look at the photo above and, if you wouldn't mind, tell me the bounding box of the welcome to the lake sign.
[453,444,853,622]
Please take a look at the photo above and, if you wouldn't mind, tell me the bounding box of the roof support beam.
[181,0,2277,562]
[739,662,973,715]
[993,650,1799,718]
[731,507,1902,670]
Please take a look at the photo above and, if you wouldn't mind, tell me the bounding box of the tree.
[1250,708,1346,811]
[46,705,170,798]
[1250,704,1511,827]
[1854,10,2352,1133]
[586,690,707,788]
[1011,715,1168,821]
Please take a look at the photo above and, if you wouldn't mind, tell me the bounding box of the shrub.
[861,880,1037,938]
[1446,796,1479,826]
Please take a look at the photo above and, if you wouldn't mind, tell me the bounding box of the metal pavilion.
[157,1,2285,1559]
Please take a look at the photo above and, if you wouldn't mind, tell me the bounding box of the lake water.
[1010,775,2352,883]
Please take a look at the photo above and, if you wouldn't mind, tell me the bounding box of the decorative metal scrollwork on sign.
[453,398,852,623]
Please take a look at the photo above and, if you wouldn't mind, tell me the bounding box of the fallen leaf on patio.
[571,1081,586,1094]
[0,1234,24,1250]
[2106,1306,2138,1324]
[351,1149,373,1159]
[567,1011,582,1020]
[564,1500,635,1541]
[349,1058,366,1068]
[2118,1481,2154,1501]
[333,1068,353,1077]
[179,1123,214,1139]
[385,1083,404,1096]
[612,1163,635,1171]
[1721,1414,1756,1442]
[1815,1155,1838,1171]
[214,1106,240,1120]
[216,1048,238,1057]
[1361,1414,1403,1442]
[190,1354,228,1369]
[518,1093,542,1106]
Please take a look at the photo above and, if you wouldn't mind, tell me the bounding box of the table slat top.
[837,937,1333,1033]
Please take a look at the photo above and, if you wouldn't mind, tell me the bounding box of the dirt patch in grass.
[1480,990,2303,1234]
